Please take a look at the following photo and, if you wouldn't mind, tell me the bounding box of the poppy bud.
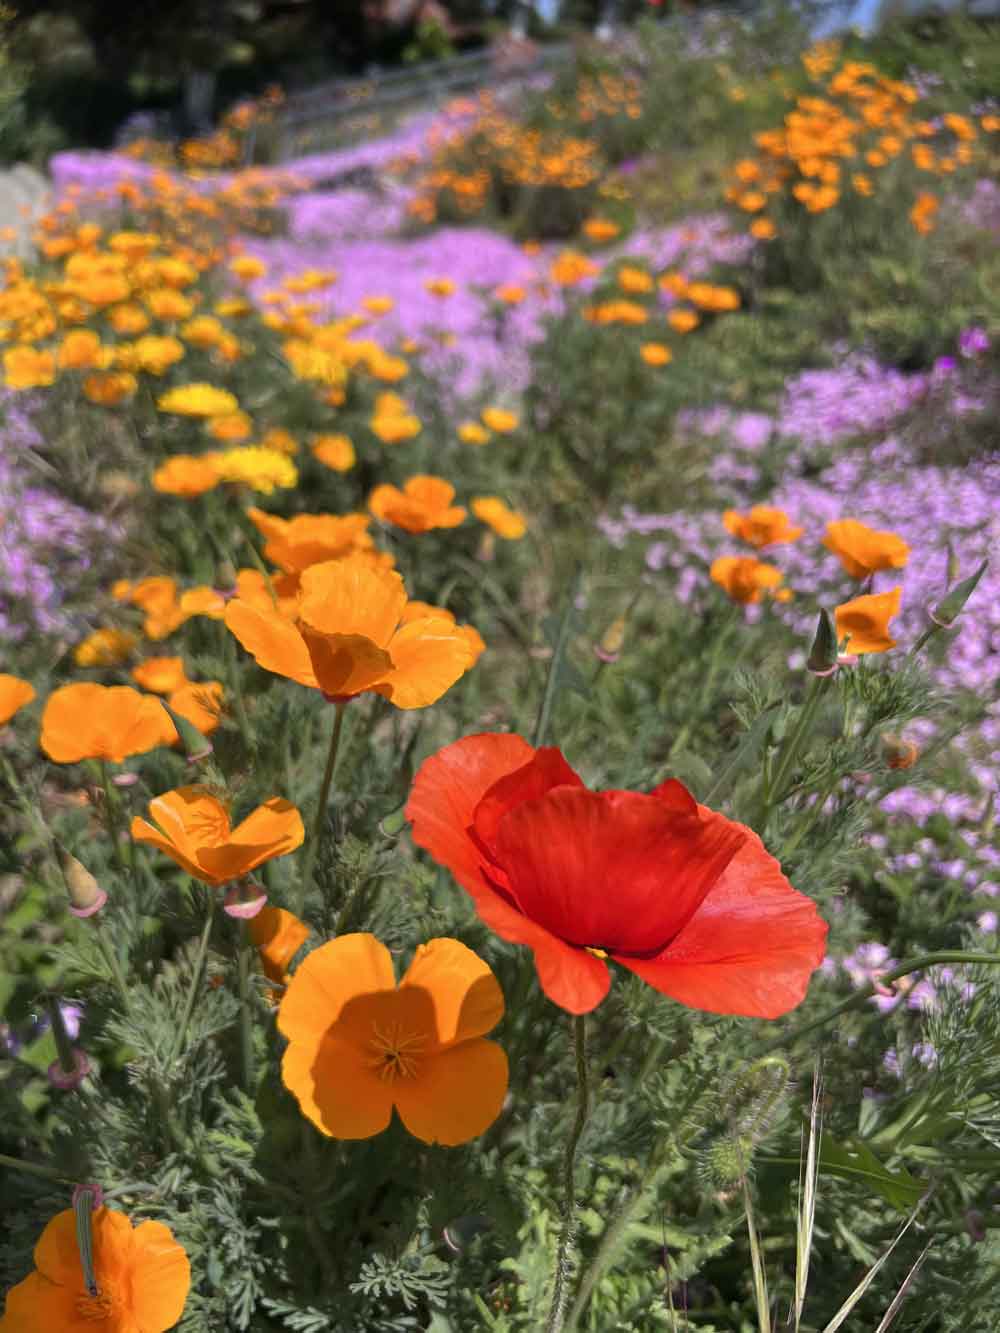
[73,1185,103,1296]
[223,880,267,919]
[929,559,988,628]
[216,559,237,594]
[881,733,919,770]
[806,609,838,675]
[165,703,213,764]
[595,613,626,664]
[59,848,107,919]
[45,995,90,1092]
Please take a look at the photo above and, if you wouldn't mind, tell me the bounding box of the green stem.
[98,761,129,881]
[222,623,254,752]
[298,700,347,909]
[168,893,216,1066]
[238,921,255,1094]
[760,951,1000,1057]
[908,625,938,657]
[544,1014,589,1333]
[0,1152,74,1184]
[566,1080,703,1330]
[762,676,829,815]
[534,569,581,749]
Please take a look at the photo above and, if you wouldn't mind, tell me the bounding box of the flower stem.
[761,675,829,818]
[168,893,215,1067]
[237,920,255,1094]
[760,950,1000,1057]
[534,568,582,749]
[298,700,347,908]
[0,1152,73,1184]
[545,1014,589,1333]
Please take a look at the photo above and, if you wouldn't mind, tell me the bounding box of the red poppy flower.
[406,734,827,1017]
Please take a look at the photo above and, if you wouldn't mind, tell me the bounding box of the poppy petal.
[33,1208,86,1284]
[493,788,746,955]
[129,1220,192,1330]
[130,816,207,881]
[469,883,611,1014]
[471,746,585,852]
[0,1270,76,1329]
[198,797,304,880]
[297,559,406,648]
[278,933,395,1047]
[406,732,535,895]
[224,601,318,686]
[249,906,310,985]
[614,829,828,1018]
[392,1039,508,1145]
[400,938,504,1046]
[282,1030,394,1139]
[0,674,35,726]
[374,618,476,708]
[300,629,394,698]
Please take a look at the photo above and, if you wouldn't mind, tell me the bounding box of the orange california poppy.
[0,1206,190,1332]
[368,476,466,534]
[0,674,35,726]
[249,905,310,987]
[40,684,177,764]
[278,933,508,1144]
[823,518,910,579]
[710,555,784,605]
[131,786,304,887]
[247,507,374,574]
[480,407,519,434]
[834,586,902,654]
[132,657,189,694]
[152,455,220,498]
[312,434,356,472]
[225,557,478,708]
[723,505,803,548]
[471,496,527,540]
[640,342,672,366]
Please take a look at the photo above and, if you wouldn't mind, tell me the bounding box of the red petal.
[471,883,610,1014]
[648,777,698,815]
[614,827,828,1018]
[405,733,535,896]
[493,788,746,955]
[471,745,584,854]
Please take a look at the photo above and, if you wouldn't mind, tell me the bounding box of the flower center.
[368,1022,425,1082]
[75,1280,120,1321]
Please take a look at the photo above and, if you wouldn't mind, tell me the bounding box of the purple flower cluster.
[0,395,121,654]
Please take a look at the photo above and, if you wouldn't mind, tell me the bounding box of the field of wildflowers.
[1,11,1000,1332]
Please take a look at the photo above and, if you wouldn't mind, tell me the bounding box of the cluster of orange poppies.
[726,40,996,238]
[402,89,604,225]
[711,506,909,654]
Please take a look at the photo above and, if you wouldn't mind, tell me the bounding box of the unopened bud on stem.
[59,848,107,919]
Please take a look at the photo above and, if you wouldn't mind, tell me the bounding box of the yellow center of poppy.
[368,1022,424,1081]
[76,1281,120,1320]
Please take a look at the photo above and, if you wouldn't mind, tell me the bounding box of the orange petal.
[392,1039,508,1145]
[278,933,395,1048]
[224,601,318,686]
[297,559,406,648]
[374,618,476,708]
[0,1269,76,1328]
[129,1220,192,1330]
[198,797,304,880]
[249,906,310,985]
[300,629,394,698]
[33,1208,85,1285]
[282,1029,394,1139]
[0,674,35,726]
[400,938,504,1047]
